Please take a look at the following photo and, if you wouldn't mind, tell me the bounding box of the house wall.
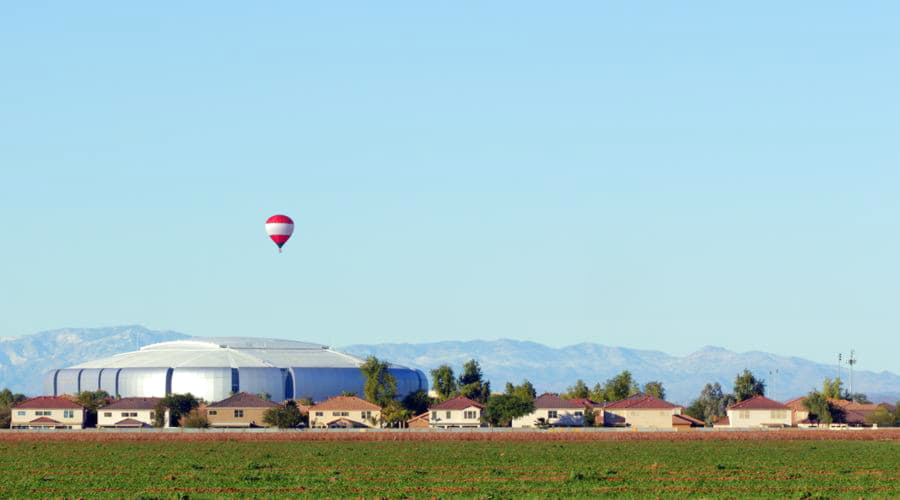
[206,407,274,427]
[512,408,584,428]
[604,408,679,428]
[309,409,380,428]
[791,409,809,426]
[429,407,482,428]
[97,409,159,427]
[11,408,85,429]
[727,408,792,428]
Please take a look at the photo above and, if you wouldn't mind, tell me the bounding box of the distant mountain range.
[1,326,897,404]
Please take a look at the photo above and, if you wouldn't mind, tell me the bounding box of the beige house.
[785,397,809,426]
[206,393,280,428]
[11,397,85,429]
[98,398,166,428]
[512,393,585,428]
[603,393,694,428]
[724,395,792,428]
[429,396,484,429]
[309,396,381,428]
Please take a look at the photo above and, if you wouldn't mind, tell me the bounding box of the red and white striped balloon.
[265,214,294,253]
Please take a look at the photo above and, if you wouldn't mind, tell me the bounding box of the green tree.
[483,394,534,427]
[582,406,597,427]
[263,400,304,428]
[602,371,640,402]
[75,390,111,428]
[803,391,834,424]
[340,391,358,397]
[256,392,271,401]
[505,380,536,401]
[380,400,412,428]
[430,365,457,400]
[685,382,733,424]
[359,356,397,407]
[565,380,591,399]
[160,393,200,427]
[180,409,209,428]
[589,383,605,402]
[0,388,27,428]
[733,370,766,401]
[642,381,666,401]
[401,390,432,415]
[846,393,871,404]
[458,360,491,404]
[295,397,314,406]
[822,378,844,400]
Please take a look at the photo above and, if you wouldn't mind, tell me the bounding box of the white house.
[512,393,585,428]
[10,397,85,429]
[724,395,792,428]
[98,397,167,428]
[429,396,484,428]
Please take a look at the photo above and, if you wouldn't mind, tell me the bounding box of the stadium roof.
[68,337,370,369]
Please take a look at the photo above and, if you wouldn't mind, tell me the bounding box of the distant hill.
[1,327,896,404]
[0,326,189,395]
[341,339,900,404]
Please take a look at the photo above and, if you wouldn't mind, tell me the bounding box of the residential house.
[569,398,605,423]
[724,395,792,428]
[98,398,167,428]
[309,396,381,428]
[603,393,694,428]
[429,396,484,429]
[206,393,280,428]
[785,397,809,426]
[10,397,85,429]
[785,397,884,427]
[406,412,430,429]
[512,393,585,428]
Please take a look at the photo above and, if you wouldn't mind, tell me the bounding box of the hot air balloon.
[265,214,294,253]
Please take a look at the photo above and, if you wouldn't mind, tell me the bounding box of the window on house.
[445,411,452,419]
[150,412,155,419]
[103,412,112,417]
[234,410,244,418]
[739,411,750,419]
[575,411,583,417]
[771,410,787,419]
[464,410,477,419]
[208,410,217,415]
[36,411,52,416]
[17,411,26,416]
[431,411,437,420]
[548,410,558,419]
[315,411,323,417]
[63,410,74,419]
[361,411,371,420]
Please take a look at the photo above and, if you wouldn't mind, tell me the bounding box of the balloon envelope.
[265,214,294,250]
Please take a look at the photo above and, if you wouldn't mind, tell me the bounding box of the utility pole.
[837,353,842,383]
[848,350,856,397]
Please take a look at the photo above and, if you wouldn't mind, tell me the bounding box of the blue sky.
[1,3,898,372]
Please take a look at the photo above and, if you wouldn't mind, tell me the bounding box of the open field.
[0,431,898,497]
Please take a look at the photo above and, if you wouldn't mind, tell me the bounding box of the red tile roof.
[566,398,604,408]
[604,393,680,410]
[533,393,585,409]
[208,393,281,408]
[430,396,484,411]
[29,417,62,424]
[103,398,162,410]
[784,397,807,411]
[728,395,789,410]
[14,397,84,410]
[672,414,705,426]
[310,396,381,411]
[407,412,429,424]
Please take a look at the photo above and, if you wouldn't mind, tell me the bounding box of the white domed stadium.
[44,337,427,403]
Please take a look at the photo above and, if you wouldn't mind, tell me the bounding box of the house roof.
[113,418,148,427]
[325,417,367,427]
[14,397,84,410]
[310,395,381,411]
[430,396,484,410]
[568,398,603,408]
[103,397,162,410]
[673,414,705,426]
[714,416,730,426]
[784,397,807,411]
[29,417,62,424]
[207,393,281,408]
[728,395,789,410]
[604,393,680,410]
[533,393,585,409]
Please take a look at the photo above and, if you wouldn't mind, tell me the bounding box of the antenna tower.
[848,350,857,396]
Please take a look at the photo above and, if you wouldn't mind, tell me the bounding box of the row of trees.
[563,371,665,402]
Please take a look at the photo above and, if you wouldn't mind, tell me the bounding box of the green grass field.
[1,439,897,497]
